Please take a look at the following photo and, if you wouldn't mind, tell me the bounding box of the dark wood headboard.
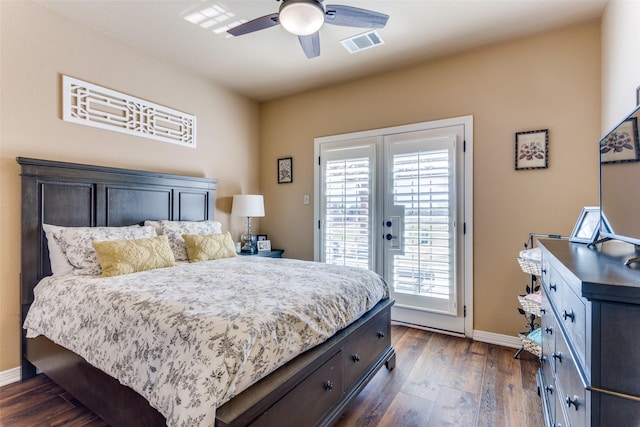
[18,157,217,377]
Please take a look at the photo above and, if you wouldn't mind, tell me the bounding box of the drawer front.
[541,290,556,375]
[545,266,587,367]
[342,308,391,389]
[250,351,344,426]
[555,331,587,427]
[554,389,570,427]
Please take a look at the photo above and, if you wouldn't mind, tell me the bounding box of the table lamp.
[232,194,265,254]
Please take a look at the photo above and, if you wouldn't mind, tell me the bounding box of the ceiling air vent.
[340,30,385,54]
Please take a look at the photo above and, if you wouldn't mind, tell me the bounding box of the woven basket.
[519,334,542,357]
[518,295,542,317]
[517,257,541,276]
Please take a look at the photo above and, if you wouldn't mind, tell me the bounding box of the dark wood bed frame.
[18,157,396,427]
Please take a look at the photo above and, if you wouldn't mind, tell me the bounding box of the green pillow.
[93,235,176,277]
[182,231,237,263]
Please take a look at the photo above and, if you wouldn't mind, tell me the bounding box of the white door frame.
[314,116,473,337]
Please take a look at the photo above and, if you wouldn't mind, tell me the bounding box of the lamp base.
[241,247,257,254]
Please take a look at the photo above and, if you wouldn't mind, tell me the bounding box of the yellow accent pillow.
[93,235,176,277]
[183,231,237,263]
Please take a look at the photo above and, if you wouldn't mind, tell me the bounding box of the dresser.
[538,239,640,427]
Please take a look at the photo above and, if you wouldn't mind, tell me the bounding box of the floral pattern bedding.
[24,257,389,427]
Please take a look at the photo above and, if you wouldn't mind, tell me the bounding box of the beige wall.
[0,2,260,371]
[602,0,640,131]
[260,23,601,336]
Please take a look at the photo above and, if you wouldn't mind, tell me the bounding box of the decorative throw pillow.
[154,220,222,261]
[183,232,237,263]
[42,224,74,276]
[93,235,176,277]
[52,225,157,275]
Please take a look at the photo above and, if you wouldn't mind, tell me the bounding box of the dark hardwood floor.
[0,326,543,427]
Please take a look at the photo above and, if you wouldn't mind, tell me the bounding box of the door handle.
[386,215,403,250]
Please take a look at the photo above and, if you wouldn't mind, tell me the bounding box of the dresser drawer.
[541,292,556,374]
[250,350,344,426]
[545,268,587,367]
[342,308,391,389]
[554,388,569,427]
[555,331,587,427]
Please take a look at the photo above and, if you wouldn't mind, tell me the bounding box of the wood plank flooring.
[0,326,543,427]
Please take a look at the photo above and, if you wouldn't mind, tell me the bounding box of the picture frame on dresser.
[570,206,601,244]
[257,239,271,252]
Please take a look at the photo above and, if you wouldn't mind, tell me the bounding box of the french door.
[315,118,472,335]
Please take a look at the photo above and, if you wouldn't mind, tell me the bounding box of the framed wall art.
[600,116,639,164]
[278,157,293,184]
[515,129,549,170]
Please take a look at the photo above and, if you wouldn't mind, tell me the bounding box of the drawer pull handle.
[549,283,557,291]
[376,331,385,339]
[352,354,361,363]
[323,381,334,391]
[542,268,547,274]
[540,308,547,315]
[565,395,580,410]
[552,352,563,363]
[562,310,575,322]
[544,327,553,334]
[545,385,554,395]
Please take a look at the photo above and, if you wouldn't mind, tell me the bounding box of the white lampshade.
[279,0,324,36]
[232,195,265,217]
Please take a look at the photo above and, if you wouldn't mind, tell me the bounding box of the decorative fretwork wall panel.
[62,75,196,148]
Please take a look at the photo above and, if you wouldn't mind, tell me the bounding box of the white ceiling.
[36,0,608,102]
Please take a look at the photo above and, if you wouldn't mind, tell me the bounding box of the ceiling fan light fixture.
[279,0,325,36]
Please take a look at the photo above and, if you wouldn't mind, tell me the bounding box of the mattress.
[24,256,389,426]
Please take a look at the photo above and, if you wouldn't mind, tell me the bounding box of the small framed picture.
[257,239,271,252]
[278,157,293,184]
[515,129,549,170]
[257,234,268,241]
[600,117,639,164]
[570,206,601,244]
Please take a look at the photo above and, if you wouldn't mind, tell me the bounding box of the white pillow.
[52,225,157,275]
[42,224,74,276]
[151,220,222,261]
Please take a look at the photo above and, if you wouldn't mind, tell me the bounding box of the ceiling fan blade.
[325,5,389,28]
[227,13,279,36]
[298,33,320,59]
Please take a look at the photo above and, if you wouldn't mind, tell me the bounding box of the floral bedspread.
[23,257,389,427]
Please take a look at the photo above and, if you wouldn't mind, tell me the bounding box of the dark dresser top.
[539,239,640,304]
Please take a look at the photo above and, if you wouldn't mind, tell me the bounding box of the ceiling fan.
[227,0,389,59]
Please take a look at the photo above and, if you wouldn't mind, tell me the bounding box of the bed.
[18,157,396,427]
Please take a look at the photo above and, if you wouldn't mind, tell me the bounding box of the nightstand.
[240,249,284,258]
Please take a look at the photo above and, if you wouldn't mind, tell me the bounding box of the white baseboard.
[472,330,521,349]
[391,322,523,349]
[0,367,21,387]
